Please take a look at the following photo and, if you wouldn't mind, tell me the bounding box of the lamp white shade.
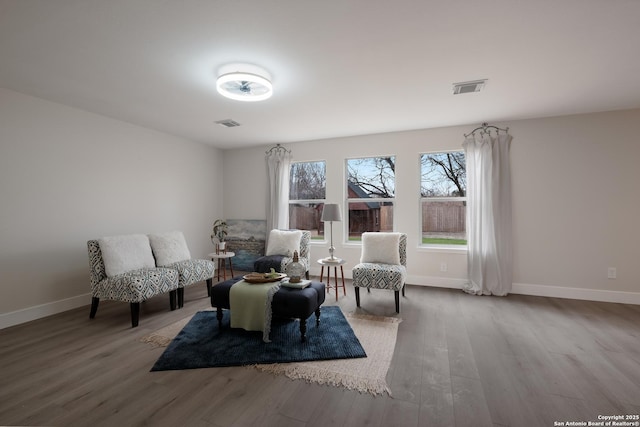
[321,204,342,222]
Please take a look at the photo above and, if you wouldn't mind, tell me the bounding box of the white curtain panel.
[266,148,292,234]
[462,133,513,296]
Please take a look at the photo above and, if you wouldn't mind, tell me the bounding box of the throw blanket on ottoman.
[229,280,281,342]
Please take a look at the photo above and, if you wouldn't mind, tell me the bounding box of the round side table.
[207,251,235,281]
[317,258,346,301]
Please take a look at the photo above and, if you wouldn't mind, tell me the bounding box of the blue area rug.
[150,306,366,371]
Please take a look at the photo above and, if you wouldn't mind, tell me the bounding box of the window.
[421,151,467,246]
[289,161,326,239]
[346,156,395,240]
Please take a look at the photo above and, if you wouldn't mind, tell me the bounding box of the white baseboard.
[0,293,91,330]
[510,282,640,305]
[406,274,468,289]
[406,275,640,305]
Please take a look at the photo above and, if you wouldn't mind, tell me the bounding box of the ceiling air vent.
[452,79,487,95]
[215,119,241,128]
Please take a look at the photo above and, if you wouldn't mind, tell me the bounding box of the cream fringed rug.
[255,313,401,396]
[141,309,401,396]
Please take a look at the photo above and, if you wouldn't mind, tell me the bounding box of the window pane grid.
[420,151,467,246]
[346,156,396,239]
[289,199,326,204]
[290,161,326,200]
[289,161,326,239]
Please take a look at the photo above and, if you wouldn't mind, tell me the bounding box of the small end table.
[317,258,346,301]
[207,251,235,281]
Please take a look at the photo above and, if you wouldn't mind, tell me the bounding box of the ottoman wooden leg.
[315,307,321,326]
[299,318,307,342]
[216,307,223,328]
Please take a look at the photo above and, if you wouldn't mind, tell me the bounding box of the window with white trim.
[421,151,467,246]
[346,156,395,240]
[289,161,326,239]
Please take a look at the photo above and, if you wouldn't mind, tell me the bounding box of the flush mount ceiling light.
[216,65,273,102]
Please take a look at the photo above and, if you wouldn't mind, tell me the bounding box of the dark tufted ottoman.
[210,276,326,342]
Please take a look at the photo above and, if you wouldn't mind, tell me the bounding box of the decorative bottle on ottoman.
[285,251,305,283]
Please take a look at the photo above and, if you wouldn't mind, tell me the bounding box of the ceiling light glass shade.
[216,72,273,102]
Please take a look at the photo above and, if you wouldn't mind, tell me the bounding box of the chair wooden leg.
[402,284,405,297]
[355,287,361,307]
[206,278,213,296]
[395,290,400,313]
[177,288,184,308]
[169,290,177,311]
[130,302,140,327]
[89,297,100,319]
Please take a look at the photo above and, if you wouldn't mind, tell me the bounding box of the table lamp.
[321,203,342,260]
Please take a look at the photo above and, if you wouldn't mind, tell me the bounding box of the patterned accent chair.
[352,232,407,313]
[161,258,214,307]
[148,231,215,308]
[253,230,311,279]
[87,239,180,327]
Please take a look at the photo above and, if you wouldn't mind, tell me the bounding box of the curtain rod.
[464,122,509,138]
[265,143,291,155]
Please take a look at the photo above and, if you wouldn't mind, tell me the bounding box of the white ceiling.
[1,0,639,150]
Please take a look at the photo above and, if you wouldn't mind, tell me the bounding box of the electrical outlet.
[607,267,617,279]
[440,262,448,272]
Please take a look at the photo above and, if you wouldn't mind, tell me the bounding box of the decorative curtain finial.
[265,143,291,155]
[465,123,509,138]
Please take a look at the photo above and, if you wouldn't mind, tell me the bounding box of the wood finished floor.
[1,275,640,427]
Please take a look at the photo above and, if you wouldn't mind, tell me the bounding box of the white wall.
[0,88,224,328]
[510,110,640,302]
[223,109,640,304]
[2,89,637,331]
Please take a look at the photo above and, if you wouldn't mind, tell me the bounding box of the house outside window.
[289,161,326,239]
[346,156,395,240]
[421,151,467,246]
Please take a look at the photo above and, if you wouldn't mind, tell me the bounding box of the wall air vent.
[452,79,487,95]
[215,119,241,128]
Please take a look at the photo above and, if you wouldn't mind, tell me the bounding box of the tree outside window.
[421,152,467,245]
[346,156,395,240]
[289,161,326,239]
